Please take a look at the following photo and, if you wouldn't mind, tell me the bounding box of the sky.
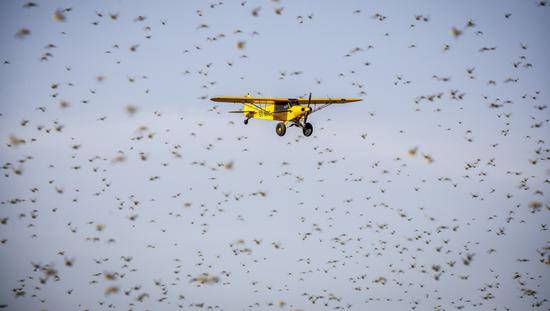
[0,0,549,310]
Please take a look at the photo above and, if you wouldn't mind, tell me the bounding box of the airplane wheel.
[303,122,313,137]
[276,122,286,136]
[244,119,248,125]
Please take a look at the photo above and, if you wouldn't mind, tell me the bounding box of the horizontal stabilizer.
[228,110,254,114]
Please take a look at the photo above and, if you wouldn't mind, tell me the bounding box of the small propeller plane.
[210,93,362,136]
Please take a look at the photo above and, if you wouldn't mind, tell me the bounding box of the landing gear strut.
[302,122,313,137]
[275,122,286,136]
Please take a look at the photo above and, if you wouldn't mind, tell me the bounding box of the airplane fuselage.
[243,103,311,123]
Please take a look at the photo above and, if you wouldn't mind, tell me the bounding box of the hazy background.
[0,0,549,310]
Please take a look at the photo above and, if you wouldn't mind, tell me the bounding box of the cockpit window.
[274,103,288,112]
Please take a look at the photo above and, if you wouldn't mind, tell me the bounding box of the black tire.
[244,119,249,125]
[303,122,313,137]
[276,122,286,136]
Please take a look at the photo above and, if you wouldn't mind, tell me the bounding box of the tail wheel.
[303,122,313,137]
[276,122,286,136]
[244,119,249,125]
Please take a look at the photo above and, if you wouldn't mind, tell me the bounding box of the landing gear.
[275,122,286,136]
[302,122,313,137]
[244,119,249,125]
[274,121,312,137]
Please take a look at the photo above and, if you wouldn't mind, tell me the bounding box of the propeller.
[304,92,312,123]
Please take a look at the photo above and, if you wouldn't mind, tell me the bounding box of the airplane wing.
[297,97,362,104]
[210,96,362,105]
[210,96,290,104]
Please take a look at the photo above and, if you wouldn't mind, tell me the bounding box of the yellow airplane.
[210,93,362,136]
